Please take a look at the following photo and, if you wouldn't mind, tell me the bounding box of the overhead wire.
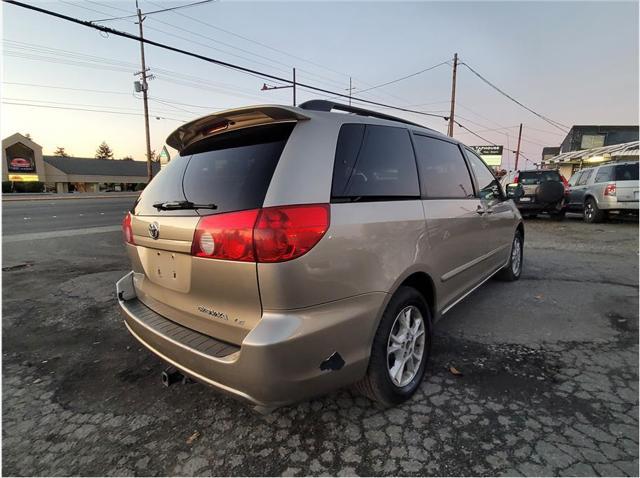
[2,0,448,121]
[459,60,569,133]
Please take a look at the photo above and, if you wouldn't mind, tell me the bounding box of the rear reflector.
[122,212,135,245]
[191,204,330,263]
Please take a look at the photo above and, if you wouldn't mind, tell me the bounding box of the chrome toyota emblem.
[148,222,160,240]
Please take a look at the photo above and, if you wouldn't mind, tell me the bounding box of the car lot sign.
[6,142,37,174]
[470,145,503,166]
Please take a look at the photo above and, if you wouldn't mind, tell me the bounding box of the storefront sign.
[470,145,503,166]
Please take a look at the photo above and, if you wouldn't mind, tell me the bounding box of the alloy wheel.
[387,306,426,387]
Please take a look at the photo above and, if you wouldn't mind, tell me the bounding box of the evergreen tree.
[95,142,114,160]
[54,147,69,157]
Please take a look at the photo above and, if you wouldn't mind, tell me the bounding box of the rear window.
[519,170,561,185]
[331,124,419,200]
[615,163,639,181]
[134,123,294,216]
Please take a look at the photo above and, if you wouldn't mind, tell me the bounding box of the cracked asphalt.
[2,201,638,476]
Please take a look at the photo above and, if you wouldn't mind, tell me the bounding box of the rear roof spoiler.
[166,105,310,153]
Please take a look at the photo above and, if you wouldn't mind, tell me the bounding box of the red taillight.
[604,183,617,196]
[122,212,134,244]
[513,173,519,184]
[192,209,259,262]
[191,204,330,263]
[254,204,330,263]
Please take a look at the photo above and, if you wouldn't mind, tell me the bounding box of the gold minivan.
[117,100,524,411]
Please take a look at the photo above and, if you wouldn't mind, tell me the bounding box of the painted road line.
[2,225,121,243]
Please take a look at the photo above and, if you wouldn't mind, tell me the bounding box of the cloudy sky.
[2,1,638,169]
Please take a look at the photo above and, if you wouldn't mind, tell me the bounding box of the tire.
[495,230,523,281]
[584,197,605,223]
[354,286,432,406]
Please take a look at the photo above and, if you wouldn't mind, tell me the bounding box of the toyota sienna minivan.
[117,100,524,411]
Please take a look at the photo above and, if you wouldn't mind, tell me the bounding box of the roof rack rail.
[298,100,426,128]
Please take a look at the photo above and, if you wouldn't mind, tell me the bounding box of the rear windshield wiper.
[153,200,218,211]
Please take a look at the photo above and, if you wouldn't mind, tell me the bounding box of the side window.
[464,148,503,203]
[569,171,583,186]
[412,135,475,199]
[331,124,419,200]
[594,166,614,183]
[577,169,593,186]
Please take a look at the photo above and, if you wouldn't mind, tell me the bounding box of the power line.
[2,0,447,121]
[90,0,215,23]
[2,80,130,96]
[459,61,569,133]
[2,100,185,121]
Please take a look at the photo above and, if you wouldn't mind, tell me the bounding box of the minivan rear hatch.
[128,107,305,345]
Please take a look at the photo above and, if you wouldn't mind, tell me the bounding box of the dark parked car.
[502,170,566,220]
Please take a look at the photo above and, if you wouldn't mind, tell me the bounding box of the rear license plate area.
[139,248,191,293]
[519,197,532,202]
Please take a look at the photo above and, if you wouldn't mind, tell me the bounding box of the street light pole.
[260,67,297,106]
[135,0,153,183]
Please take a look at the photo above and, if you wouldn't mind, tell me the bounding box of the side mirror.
[506,184,524,199]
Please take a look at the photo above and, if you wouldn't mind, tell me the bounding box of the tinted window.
[568,171,582,186]
[135,123,293,216]
[577,169,593,186]
[465,149,503,203]
[412,135,474,199]
[615,163,639,181]
[519,170,561,185]
[331,124,419,199]
[594,166,614,183]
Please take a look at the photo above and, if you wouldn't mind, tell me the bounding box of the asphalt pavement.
[1,200,638,476]
[2,197,135,237]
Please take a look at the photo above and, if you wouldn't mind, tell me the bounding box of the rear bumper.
[598,199,639,211]
[116,272,385,407]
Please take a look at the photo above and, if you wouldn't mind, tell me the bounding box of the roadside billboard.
[470,145,503,167]
[5,142,38,177]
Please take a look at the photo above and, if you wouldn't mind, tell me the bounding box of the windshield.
[134,123,294,216]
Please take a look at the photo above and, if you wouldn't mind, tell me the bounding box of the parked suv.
[502,169,566,219]
[116,100,524,410]
[565,162,639,223]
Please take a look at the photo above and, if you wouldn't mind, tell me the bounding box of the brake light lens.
[192,209,259,262]
[513,173,519,184]
[122,212,135,244]
[604,183,616,196]
[191,204,330,263]
[254,204,330,263]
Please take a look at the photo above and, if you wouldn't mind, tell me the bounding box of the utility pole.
[347,77,354,105]
[292,67,296,106]
[514,123,523,171]
[447,53,458,137]
[135,0,153,183]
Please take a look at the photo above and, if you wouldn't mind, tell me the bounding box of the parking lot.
[2,198,638,476]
